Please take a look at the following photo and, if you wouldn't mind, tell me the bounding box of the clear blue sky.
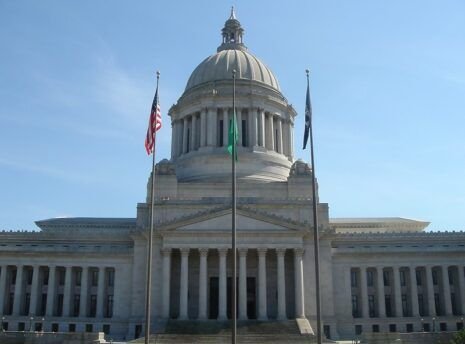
[1,1,464,231]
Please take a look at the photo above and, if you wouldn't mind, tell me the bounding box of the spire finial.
[230,6,236,19]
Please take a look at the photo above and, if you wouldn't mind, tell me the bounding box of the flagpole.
[145,71,160,344]
[306,69,322,344]
[231,69,237,344]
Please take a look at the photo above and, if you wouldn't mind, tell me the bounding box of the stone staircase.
[130,320,327,343]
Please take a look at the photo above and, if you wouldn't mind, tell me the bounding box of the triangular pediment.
[159,206,304,232]
[178,213,286,231]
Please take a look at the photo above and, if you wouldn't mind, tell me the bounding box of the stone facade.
[1,9,465,342]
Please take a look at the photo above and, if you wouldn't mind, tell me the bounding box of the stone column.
[376,266,386,317]
[162,248,172,319]
[179,248,190,320]
[282,121,289,157]
[277,248,287,320]
[12,265,24,315]
[294,249,305,318]
[218,248,228,320]
[171,121,176,160]
[458,266,465,315]
[79,267,89,318]
[200,108,207,147]
[0,265,8,315]
[223,108,229,147]
[29,265,40,315]
[393,266,403,317]
[258,109,265,147]
[236,108,242,146]
[290,123,295,158]
[207,108,217,147]
[198,248,208,320]
[96,267,106,318]
[177,121,183,156]
[425,265,436,316]
[442,265,453,316]
[360,267,368,318]
[266,114,275,151]
[409,266,419,317]
[249,109,257,147]
[62,266,73,317]
[258,248,268,320]
[46,266,56,317]
[238,248,248,320]
[182,117,188,154]
[277,117,283,154]
[191,114,197,151]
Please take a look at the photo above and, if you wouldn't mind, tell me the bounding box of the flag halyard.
[145,87,162,155]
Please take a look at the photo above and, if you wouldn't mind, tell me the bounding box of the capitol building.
[1,10,465,343]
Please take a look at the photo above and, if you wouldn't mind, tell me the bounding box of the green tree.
[451,329,465,344]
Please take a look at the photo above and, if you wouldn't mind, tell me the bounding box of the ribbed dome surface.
[185,49,280,91]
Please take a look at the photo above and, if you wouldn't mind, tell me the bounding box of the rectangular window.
[457,322,464,331]
[103,324,110,335]
[91,270,98,287]
[73,295,80,317]
[351,270,358,288]
[402,294,408,317]
[241,119,247,147]
[107,269,115,287]
[17,322,25,331]
[352,295,359,317]
[385,295,392,317]
[384,271,390,286]
[400,270,406,287]
[416,270,422,286]
[58,269,65,286]
[418,294,425,316]
[51,323,59,332]
[27,268,33,285]
[57,294,64,316]
[69,324,76,332]
[406,323,413,332]
[40,293,47,316]
[372,324,379,333]
[90,295,97,317]
[440,322,447,332]
[355,324,362,335]
[106,295,114,318]
[43,269,49,286]
[85,324,93,333]
[389,324,396,332]
[368,295,375,317]
[75,270,82,286]
[432,270,438,285]
[367,270,374,287]
[219,120,224,146]
[323,325,330,339]
[452,293,458,315]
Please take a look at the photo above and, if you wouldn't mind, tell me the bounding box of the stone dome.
[185,49,280,92]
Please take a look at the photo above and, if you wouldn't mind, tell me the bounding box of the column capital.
[276,248,286,257]
[257,248,267,257]
[294,248,304,257]
[199,248,209,257]
[238,248,248,257]
[218,248,228,257]
[180,248,190,256]
[161,247,172,257]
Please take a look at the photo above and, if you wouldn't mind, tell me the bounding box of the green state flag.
[227,112,238,161]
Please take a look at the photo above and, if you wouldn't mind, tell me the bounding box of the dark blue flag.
[303,76,312,149]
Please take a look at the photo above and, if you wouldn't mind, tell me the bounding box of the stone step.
[131,334,319,344]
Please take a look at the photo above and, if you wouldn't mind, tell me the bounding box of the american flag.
[144,85,162,155]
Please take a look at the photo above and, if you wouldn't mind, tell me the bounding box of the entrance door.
[209,277,219,319]
[247,277,256,319]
